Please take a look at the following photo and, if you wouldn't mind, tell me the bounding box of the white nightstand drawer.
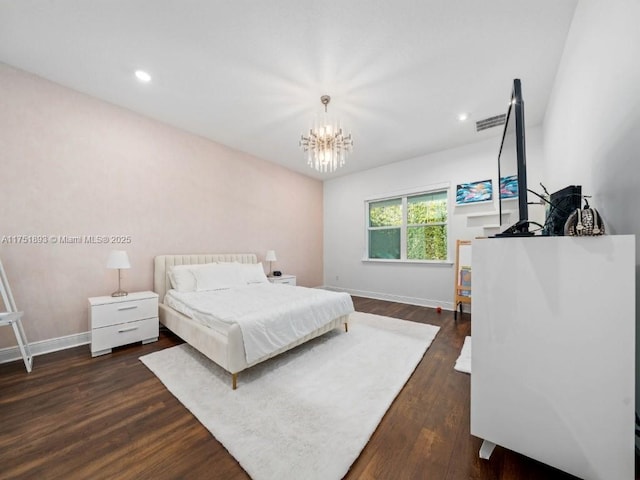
[90,297,157,328]
[91,317,158,354]
[268,274,296,286]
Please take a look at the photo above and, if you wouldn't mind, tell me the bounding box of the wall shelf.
[466,212,510,229]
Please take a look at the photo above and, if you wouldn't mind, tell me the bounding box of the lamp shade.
[106,250,131,269]
[265,250,277,262]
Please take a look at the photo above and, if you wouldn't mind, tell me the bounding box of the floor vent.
[475,114,506,132]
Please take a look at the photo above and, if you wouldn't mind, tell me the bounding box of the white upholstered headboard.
[153,253,258,302]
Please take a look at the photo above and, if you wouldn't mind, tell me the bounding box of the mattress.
[164,284,354,364]
[165,289,234,336]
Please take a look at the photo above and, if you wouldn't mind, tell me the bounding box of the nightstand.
[89,291,159,357]
[268,274,296,286]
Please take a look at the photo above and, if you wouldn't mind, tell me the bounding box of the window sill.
[362,258,453,266]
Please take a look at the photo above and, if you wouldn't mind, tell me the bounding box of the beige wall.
[0,64,323,348]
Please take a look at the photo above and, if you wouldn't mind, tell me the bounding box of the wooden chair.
[454,240,472,322]
[0,258,33,372]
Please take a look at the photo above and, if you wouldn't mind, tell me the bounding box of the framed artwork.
[500,175,518,199]
[456,179,493,205]
[459,266,471,297]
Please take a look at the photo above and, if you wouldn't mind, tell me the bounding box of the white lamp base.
[111,268,128,297]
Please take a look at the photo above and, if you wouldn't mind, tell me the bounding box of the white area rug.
[454,336,472,374]
[140,311,440,480]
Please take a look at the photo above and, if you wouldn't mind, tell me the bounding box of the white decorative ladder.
[0,258,33,372]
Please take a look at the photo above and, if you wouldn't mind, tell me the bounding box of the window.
[368,198,402,259]
[407,191,448,260]
[367,188,448,261]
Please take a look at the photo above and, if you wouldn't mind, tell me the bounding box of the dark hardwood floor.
[0,297,626,479]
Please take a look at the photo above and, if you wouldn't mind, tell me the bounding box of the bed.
[154,254,353,389]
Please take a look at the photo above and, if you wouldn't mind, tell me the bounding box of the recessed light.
[135,70,152,83]
[457,113,469,122]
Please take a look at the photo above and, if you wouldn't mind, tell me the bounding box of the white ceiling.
[0,0,578,180]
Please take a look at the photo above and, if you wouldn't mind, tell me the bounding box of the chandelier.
[299,95,353,173]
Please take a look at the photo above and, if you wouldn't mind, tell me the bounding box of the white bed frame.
[154,254,349,389]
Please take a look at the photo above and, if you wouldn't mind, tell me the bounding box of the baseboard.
[0,331,90,366]
[322,286,456,311]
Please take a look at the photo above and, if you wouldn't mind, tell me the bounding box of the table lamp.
[107,250,131,297]
[265,250,277,277]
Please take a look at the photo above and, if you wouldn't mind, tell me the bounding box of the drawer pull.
[118,326,139,333]
[117,305,138,311]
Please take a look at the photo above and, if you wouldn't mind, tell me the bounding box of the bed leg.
[344,322,348,333]
[232,373,238,390]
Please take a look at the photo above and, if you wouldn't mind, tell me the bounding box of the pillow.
[193,263,244,291]
[168,263,216,292]
[239,262,269,284]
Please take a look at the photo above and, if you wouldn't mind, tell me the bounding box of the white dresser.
[268,274,296,286]
[89,291,159,357]
[471,235,635,480]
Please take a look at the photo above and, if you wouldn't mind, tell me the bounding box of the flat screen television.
[496,79,533,236]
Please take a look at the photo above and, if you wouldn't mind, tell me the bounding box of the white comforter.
[165,284,354,364]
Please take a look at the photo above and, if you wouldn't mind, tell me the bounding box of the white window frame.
[364,183,451,264]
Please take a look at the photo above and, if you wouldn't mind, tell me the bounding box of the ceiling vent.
[475,114,506,132]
